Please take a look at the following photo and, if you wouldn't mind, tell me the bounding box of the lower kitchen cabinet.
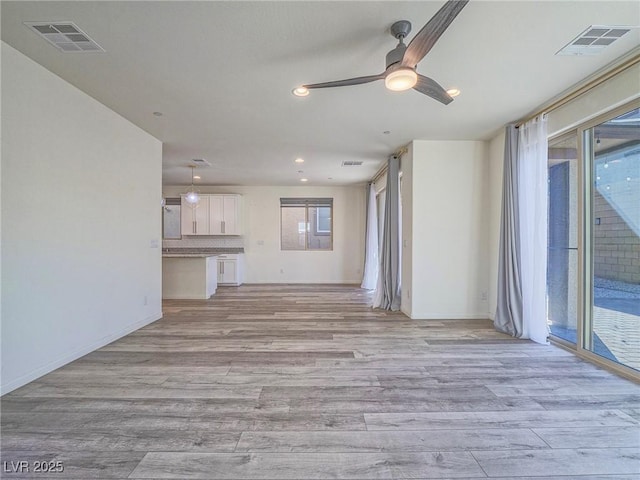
[217,254,244,286]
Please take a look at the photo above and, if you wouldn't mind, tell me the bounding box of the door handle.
[193,221,196,234]
[221,220,225,234]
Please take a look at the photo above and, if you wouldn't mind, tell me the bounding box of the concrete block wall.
[593,190,640,283]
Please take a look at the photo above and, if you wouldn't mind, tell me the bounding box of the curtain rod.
[370,145,409,183]
[371,164,388,184]
[516,51,639,127]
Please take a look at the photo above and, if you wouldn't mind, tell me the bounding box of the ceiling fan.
[293,0,469,105]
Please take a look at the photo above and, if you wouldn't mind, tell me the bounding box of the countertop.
[162,247,244,258]
[162,253,219,258]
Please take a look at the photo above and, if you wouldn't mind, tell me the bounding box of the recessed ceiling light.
[446,88,461,97]
[383,131,391,135]
[294,157,305,163]
[292,86,309,97]
[153,111,163,116]
[300,178,309,182]
[193,175,201,180]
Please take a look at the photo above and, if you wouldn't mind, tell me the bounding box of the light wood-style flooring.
[2,284,639,479]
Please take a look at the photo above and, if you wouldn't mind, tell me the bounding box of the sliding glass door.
[585,107,640,371]
[547,101,639,377]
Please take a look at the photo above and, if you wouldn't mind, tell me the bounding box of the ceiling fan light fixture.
[292,86,309,97]
[446,88,461,97]
[385,68,418,91]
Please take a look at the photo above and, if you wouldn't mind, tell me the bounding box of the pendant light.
[184,166,200,205]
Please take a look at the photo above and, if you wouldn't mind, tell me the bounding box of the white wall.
[1,43,163,394]
[487,132,505,320]
[401,140,490,319]
[485,62,640,319]
[163,185,366,284]
[400,145,413,318]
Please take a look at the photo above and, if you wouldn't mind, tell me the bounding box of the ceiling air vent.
[191,158,211,167]
[342,161,364,166]
[556,25,635,56]
[24,22,104,53]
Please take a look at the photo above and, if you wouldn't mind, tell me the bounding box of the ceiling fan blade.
[413,75,453,105]
[304,73,385,90]
[401,0,469,67]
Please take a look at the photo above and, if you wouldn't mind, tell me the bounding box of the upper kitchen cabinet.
[180,195,210,235]
[209,195,241,235]
[181,194,241,236]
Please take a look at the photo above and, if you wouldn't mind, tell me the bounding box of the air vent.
[342,161,364,166]
[556,25,635,56]
[191,158,211,167]
[24,22,104,53]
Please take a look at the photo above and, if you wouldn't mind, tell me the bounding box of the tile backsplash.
[163,236,244,249]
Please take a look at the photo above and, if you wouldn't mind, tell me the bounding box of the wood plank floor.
[2,284,639,479]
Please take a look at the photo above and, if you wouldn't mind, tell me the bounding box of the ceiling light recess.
[300,178,309,182]
[294,158,305,163]
[24,21,104,53]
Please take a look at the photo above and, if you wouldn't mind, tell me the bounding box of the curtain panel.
[495,125,523,337]
[518,116,549,344]
[495,117,549,344]
[361,183,379,290]
[373,155,401,311]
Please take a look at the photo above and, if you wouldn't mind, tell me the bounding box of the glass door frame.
[549,98,640,382]
[547,130,579,348]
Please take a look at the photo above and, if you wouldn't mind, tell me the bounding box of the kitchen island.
[162,254,218,299]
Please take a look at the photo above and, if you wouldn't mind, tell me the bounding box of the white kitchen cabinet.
[209,195,241,235]
[217,254,244,285]
[180,194,241,236]
[180,195,209,235]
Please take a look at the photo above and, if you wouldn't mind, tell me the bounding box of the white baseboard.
[409,312,490,320]
[162,295,210,299]
[1,311,163,395]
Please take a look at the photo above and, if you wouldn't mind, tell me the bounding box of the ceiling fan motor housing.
[386,43,407,70]
[386,20,411,70]
[390,20,412,40]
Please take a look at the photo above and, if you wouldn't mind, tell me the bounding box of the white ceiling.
[2,1,639,186]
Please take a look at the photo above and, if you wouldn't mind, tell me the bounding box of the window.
[281,198,333,250]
